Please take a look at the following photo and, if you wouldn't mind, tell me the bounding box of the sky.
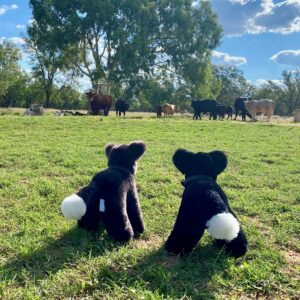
[0,0,300,86]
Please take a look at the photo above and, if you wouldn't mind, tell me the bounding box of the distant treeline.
[0,0,299,115]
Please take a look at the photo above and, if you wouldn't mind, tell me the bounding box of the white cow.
[244,99,275,121]
[24,104,44,116]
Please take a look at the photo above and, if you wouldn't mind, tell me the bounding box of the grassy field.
[0,114,299,299]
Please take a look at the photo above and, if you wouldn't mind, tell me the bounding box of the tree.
[213,65,254,105]
[0,41,21,103]
[280,70,300,114]
[0,71,29,107]
[29,0,221,94]
[25,25,74,108]
[53,84,85,109]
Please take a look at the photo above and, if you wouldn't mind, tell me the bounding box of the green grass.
[0,114,299,299]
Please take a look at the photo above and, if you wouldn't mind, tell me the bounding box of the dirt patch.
[132,234,162,249]
[283,249,300,266]
[161,254,180,267]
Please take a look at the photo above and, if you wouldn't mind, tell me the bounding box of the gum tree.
[29,0,221,95]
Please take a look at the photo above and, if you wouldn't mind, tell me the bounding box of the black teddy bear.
[61,141,146,242]
[166,149,247,258]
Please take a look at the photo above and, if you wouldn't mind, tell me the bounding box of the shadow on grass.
[1,226,119,283]
[93,242,232,299]
[2,228,234,299]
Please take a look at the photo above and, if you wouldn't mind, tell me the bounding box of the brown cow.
[86,91,113,116]
[163,104,180,116]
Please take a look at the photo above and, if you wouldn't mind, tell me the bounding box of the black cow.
[234,97,252,121]
[216,104,234,120]
[225,105,233,120]
[115,99,129,117]
[191,99,217,120]
[217,104,226,120]
[156,105,163,118]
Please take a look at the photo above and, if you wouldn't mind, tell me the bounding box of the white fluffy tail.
[206,212,240,242]
[61,194,86,220]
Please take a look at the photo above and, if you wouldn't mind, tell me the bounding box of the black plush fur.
[76,141,146,242]
[166,149,248,258]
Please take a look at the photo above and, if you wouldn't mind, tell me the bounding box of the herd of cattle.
[86,91,129,117]
[23,91,276,121]
[157,97,275,121]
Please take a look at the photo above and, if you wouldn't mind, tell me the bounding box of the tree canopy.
[0,41,21,99]
[29,0,222,94]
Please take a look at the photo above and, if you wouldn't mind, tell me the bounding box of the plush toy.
[61,141,146,242]
[166,149,247,258]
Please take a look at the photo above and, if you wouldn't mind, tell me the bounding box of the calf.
[217,104,226,120]
[163,104,179,116]
[225,106,233,120]
[156,105,163,118]
[115,99,129,117]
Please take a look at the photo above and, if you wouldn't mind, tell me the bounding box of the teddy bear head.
[172,149,227,180]
[105,141,146,174]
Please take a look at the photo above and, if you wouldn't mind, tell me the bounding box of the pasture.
[0,114,299,299]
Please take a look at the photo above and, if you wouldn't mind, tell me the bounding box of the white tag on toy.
[99,199,105,212]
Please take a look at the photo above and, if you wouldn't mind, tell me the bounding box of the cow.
[216,104,226,120]
[191,99,217,120]
[225,105,234,120]
[115,99,129,117]
[244,99,275,121]
[234,97,252,121]
[24,104,44,116]
[163,104,180,116]
[156,105,163,118]
[216,104,234,120]
[86,91,113,116]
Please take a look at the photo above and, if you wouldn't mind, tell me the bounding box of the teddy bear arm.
[103,195,134,242]
[166,199,207,255]
[126,186,145,235]
[166,227,205,255]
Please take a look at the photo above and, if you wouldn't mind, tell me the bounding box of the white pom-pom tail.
[206,212,240,242]
[61,194,86,220]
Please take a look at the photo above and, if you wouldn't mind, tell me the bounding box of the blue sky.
[1,0,300,85]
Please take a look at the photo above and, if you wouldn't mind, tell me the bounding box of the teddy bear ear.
[105,143,115,157]
[172,148,194,174]
[128,141,147,160]
[209,150,228,175]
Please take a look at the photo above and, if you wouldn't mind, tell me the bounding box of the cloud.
[210,0,263,36]
[255,78,283,86]
[0,36,26,45]
[0,4,18,16]
[270,49,300,66]
[212,51,247,66]
[228,0,252,4]
[252,0,300,34]
[211,0,300,36]
[9,37,25,45]
[16,24,26,29]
